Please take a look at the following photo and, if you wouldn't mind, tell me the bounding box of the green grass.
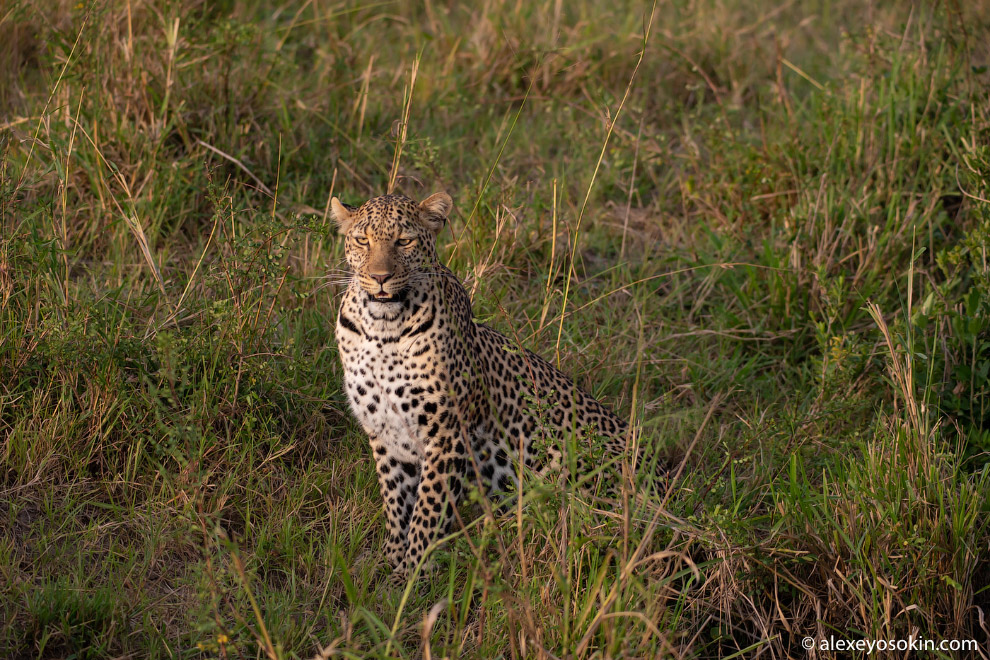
[2,0,989,657]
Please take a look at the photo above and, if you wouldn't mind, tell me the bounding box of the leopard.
[332,191,665,582]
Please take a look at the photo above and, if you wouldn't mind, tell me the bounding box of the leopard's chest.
[340,328,440,460]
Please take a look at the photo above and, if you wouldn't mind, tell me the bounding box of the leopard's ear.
[331,197,355,233]
[419,192,452,235]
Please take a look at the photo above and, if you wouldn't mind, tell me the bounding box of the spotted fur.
[332,192,663,581]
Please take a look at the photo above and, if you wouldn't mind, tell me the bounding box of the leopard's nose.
[369,272,392,286]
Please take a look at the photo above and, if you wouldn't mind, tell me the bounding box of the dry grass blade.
[197,139,274,197]
[122,213,167,296]
[388,54,420,194]
[230,548,280,660]
[65,116,168,295]
[421,598,449,660]
[866,302,923,438]
[12,3,89,194]
[554,0,658,365]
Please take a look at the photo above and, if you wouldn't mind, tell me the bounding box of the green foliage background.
[1,1,988,657]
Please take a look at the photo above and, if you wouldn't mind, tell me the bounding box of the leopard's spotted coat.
[332,192,663,581]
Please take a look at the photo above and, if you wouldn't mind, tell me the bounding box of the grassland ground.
[1,1,989,658]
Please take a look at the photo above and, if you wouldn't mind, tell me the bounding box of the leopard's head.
[331,192,452,304]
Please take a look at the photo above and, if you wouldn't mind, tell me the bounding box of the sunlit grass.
[1,1,988,658]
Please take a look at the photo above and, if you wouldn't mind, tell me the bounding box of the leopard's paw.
[388,568,409,589]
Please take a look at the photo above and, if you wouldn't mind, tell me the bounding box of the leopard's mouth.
[367,289,406,304]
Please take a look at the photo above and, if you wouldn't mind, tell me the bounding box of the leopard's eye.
[353,235,369,247]
[396,237,415,247]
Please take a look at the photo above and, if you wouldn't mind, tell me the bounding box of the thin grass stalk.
[555,0,657,365]
[388,54,420,194]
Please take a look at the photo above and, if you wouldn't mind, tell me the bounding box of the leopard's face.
[332,193,452,305]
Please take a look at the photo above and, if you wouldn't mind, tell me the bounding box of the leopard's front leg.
[397,430,466,580]
[369,434,421,570]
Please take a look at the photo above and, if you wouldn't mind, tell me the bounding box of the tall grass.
[1,1,989,658]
